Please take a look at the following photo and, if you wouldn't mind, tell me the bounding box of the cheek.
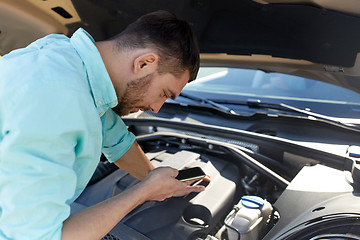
[140,93,159,106]
[142,86,163,103]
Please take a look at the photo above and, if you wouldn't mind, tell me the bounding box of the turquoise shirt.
[0,28,135,239]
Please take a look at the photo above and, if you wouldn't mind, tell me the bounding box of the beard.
[112,73,153,117]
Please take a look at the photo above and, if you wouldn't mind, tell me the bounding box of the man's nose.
[149,98,167,114]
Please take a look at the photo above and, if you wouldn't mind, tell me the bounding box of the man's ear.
[133,53,159,75]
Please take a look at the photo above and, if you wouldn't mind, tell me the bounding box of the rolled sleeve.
[101,109,136,163]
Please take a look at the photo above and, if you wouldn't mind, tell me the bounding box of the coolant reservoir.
[225,196,273,240]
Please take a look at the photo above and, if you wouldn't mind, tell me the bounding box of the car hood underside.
[1,0,360,92]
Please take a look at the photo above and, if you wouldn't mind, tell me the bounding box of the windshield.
[181,67,360,118]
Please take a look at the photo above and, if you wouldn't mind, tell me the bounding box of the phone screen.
[176,167,206,182]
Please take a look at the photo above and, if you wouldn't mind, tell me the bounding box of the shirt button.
[97,100,102,105]
[99,112,104,117]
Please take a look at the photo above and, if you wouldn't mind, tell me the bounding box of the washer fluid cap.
[348,145,360,158]
[241,196,265,209]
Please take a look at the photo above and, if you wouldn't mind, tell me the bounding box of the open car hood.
[1,0,360,93]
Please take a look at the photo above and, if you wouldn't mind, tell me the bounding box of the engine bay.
[72,122,360,240]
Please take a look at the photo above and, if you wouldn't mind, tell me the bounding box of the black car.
[1,0,359,239]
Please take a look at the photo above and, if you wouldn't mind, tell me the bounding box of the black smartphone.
[175,167,206,182]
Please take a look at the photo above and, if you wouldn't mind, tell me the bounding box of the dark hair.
[111,10,200,81]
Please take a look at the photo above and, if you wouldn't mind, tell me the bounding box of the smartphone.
[176,167,206,182]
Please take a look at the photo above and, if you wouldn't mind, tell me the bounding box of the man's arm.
[113,140,154,180]
[62,167,189,240]
[62,142,206,240]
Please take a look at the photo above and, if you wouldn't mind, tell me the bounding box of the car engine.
[72,122,360,240]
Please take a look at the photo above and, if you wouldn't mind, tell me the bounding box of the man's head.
[112,10,200,82]
[98,10,200,116]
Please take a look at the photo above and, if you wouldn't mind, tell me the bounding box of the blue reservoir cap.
[348,146,360,158]
[241,196,265,209]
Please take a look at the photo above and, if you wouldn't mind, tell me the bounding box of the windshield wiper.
[246,98,360,132]
[179,92,237,114]
[176,93,360,132]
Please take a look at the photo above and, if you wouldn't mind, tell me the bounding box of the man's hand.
[138,167,205,201]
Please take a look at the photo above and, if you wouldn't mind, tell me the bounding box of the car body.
[1,0,360,239]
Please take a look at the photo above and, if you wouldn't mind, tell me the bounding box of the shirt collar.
[70,28,118,116]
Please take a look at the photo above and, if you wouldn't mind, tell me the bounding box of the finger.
[187,185,206,193]
[176,185,205,198]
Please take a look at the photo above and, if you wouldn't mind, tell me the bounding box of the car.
[1,0,360,240]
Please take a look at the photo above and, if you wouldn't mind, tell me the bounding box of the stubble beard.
[112,73,153,117]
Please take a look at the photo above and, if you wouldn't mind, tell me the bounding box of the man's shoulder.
[2,39,87,90]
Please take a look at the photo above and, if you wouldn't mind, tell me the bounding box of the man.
[0,10,203,240]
